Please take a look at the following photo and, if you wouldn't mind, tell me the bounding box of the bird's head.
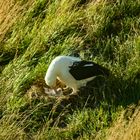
[45,75,56,88]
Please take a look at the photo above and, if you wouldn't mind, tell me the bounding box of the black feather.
[69,61,110,80]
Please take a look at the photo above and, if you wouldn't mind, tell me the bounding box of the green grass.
[0,0,140,139]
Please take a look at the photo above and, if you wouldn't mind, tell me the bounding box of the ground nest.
[26,76,111,108]
[23,76,119,128]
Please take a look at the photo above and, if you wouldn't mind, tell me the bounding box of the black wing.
[69,60,110,80]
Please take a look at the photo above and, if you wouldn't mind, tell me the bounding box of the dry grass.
[106,104,140,140]
[0,0,33,42]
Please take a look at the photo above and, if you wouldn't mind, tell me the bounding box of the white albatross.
[45,55,110,95]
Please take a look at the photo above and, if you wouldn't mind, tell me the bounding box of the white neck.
[45,66,57,87]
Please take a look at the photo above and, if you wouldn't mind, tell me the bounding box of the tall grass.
[0,0,140,139]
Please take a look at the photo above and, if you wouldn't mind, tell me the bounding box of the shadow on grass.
[20,72,140,136]
[48,73,140,126]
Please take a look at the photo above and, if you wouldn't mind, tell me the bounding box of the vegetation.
[0,0,140,139]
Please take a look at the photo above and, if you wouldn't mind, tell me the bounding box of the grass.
[0,0,140,139]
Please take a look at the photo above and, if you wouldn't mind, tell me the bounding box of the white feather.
[83,64,94,67]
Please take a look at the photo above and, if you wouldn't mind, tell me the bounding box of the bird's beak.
[44,86,63,96]
[52,87,63,96]
[52,87,57,93]
[44,86,57,95]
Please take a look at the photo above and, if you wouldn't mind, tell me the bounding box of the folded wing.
[69,61,110,80]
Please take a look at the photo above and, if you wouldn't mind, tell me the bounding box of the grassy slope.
[0,0,140,139]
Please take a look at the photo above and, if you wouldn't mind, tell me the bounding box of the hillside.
[0,0,140,139]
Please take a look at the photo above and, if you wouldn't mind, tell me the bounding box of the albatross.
[45,55,110,95]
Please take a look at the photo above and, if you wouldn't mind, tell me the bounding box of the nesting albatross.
[45,56,109,95]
